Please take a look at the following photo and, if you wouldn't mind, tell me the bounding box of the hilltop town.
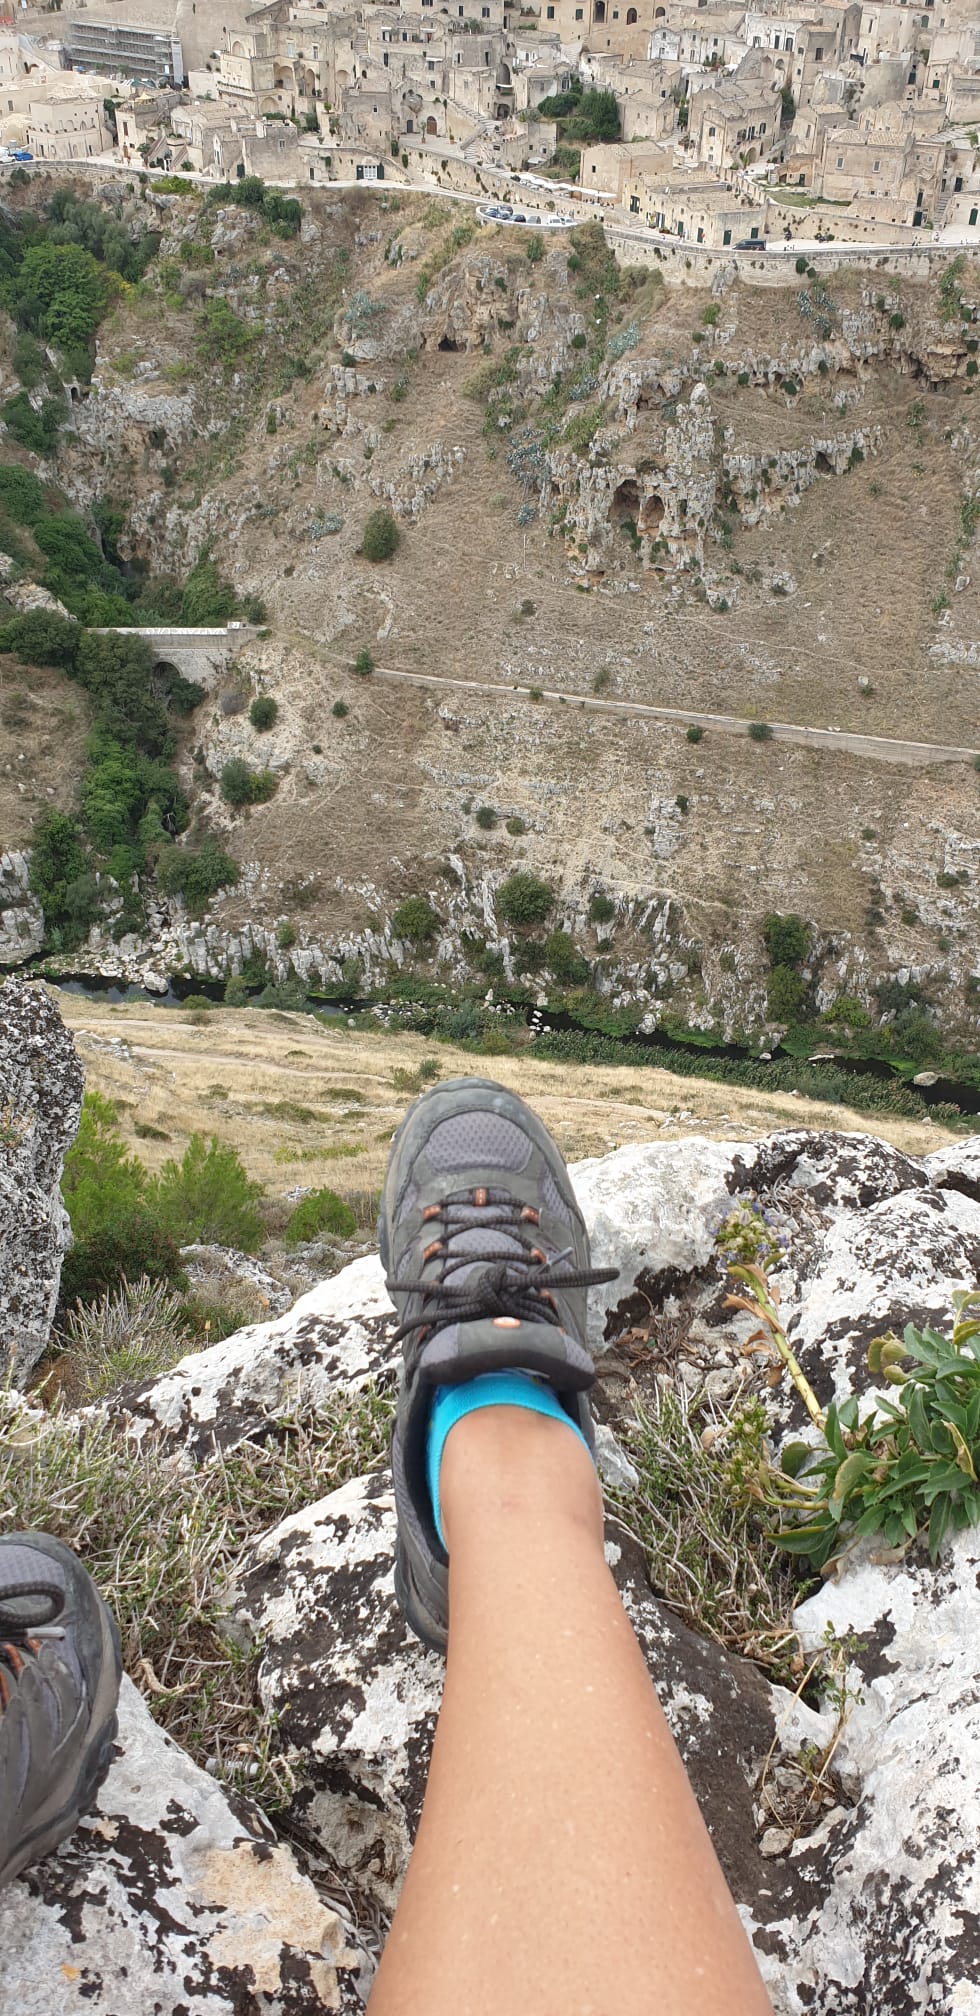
[2,0,979,250]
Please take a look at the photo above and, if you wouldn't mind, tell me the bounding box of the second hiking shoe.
[380,1075,617,1652]
[0,1532,122,1888]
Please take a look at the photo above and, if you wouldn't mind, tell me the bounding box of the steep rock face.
[0,1677,366,2016]
[0,978,82,1385]
[0,852,44,968]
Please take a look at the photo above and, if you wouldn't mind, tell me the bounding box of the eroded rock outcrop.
[4,1123,980,2011]
[0,1677,366,2016]
[0,978,82,1385]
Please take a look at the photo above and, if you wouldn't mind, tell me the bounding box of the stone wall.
[0,978,82,1386]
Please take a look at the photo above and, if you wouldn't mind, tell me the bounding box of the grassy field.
[57,993,953,1206]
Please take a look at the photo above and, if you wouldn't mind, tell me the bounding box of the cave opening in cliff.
[610,478,641,526]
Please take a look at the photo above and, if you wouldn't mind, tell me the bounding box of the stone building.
[25,87,110,160]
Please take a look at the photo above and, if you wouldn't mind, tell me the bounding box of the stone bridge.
[92,624,257,687]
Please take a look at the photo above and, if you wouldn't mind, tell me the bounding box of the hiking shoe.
[380,1076,618,1652]
[0,1533,122,1887]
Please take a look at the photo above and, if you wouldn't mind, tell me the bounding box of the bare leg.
[369,1407,774,2016]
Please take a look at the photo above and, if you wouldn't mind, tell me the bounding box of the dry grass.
[0,1381,393,1811]
[56,992,952,1207]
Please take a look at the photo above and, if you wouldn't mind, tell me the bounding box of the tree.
[76,630,168,754]
[763,913,811,967]
[220,758,278,807]
[359,508,400,562]
[148,1134,265,1251]
[28,810,87,926]
[249,695,278,731]
[62,1092,147,1244]
[0,609,80,670]
[497,872,555,928]
[9,241,110,351]
[180,551,238,625]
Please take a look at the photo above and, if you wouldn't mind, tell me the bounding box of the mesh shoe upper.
[380,1077,617,1652]
[0,1533,121,1887]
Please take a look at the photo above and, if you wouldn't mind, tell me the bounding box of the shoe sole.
[1,1537,123,1887]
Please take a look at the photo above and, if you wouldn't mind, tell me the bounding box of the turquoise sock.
[426,1371,592,1548]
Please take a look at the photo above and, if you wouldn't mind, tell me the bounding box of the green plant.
[285,1187,357,1243]
[0,1379,390,1803]
[747,721,774,741]
[497,872,554,927]
[475,804,498,829]
[720,1221,980,1568]
[277,921,296,949]
[505,816,527,835]
[618,1382,799,1676]
[61,1276,191,1402]
[763,914,810,967]
[149,1134,265,1251]
[332,699,349,717]
[354,648,374,676]
[359,508,400,561]
[393,895,441,943]
[249,695,278,731]
[589,891,615,924]
[219,759,278,808]
[543,928,589,984]
[686,724,704,744]
[155,841,238,913]
[526,233,544,265]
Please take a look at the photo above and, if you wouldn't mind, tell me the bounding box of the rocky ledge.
[2,1115,980,2014]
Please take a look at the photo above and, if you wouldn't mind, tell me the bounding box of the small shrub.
[676,793,689,814]
[62,1277,190,1402]
[764,913,811,967]
[359,508,400,562]
[475,805,498,829]
[505,815,527,836]
[589,892,615,924]
[332,700,349,717]
[526,233,545,264]
[747,721,774,741]
[219,759,278,808]
[890,312,906,331]
[285,1187,357,1243]
[497,871,554,927]
[686,724,704,744]
[224,975,251,1006]
[249,695,278,732]
[149,1134,265,1251]
[795,255,808,274]
[393,895,441,943]
[277,921,296,949]
[354,648,374,676]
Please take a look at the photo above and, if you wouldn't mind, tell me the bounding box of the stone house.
[690,70,781,168]
[25,89,109,161]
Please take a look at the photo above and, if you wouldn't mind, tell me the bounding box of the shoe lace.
[389,1189,618,1346]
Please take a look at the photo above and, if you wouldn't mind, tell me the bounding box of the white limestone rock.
[116,1254,397,1459]
[0,979,82,1385]
[748,1528,980,2016]
[570,1136,742,1348]
[0,1678,364,2015]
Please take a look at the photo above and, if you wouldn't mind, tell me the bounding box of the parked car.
[735,237,765,250]
[11,149,33,162]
